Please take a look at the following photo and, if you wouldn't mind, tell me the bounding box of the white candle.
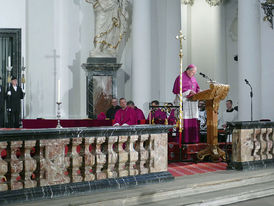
[8,56,11,67]
[22,57,24,67]
[57,80,61,103]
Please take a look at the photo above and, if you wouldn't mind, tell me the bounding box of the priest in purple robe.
[127,100,145,121]
[166,103,177,125]
[147,100,167,123]
[113,98,137,126]
[172,64,200,143]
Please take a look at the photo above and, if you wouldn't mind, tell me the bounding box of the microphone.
[244,79,249,84]
[199,72,206,78]
[199,72,213,82]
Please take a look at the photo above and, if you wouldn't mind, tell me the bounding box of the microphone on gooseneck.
[244,79,249,84]
[199,72,206,78]
[199,72,214,82]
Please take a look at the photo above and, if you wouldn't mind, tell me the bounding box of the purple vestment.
[168,109,176,125]
[172,71,200,95]
[113,107,137,125]
[172,71,200,143]
[147,108,167,121]
[97,112,106,120]
[135,107,145,121]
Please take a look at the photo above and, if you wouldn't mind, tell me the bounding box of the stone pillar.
[132,0,151,115]
[238,0,261,121]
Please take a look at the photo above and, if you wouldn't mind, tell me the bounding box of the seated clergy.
[113,98,137,126]
[127,100,145,121]
[147,100,167,122]
[97,112,106,120]
[166,103,177,125]
[106,98,121,120]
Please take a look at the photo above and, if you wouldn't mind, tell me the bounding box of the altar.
[22,119,113,129]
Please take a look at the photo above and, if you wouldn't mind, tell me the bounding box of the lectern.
[191,83,230,161]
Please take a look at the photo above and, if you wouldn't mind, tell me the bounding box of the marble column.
[132,0,151,115]
[238,0,261,121]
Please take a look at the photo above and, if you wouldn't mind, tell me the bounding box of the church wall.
[151,0,181,105]
[224,0,238,109]
[260,5,274,121]
[1,0,272,121]
[186,0,228,112]
[0,0,26,72]
[26,0,93,119]
[26,0,57,119]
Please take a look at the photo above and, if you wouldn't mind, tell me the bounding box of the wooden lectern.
[191,83,230,161]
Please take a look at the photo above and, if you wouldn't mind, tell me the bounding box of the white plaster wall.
[225,0,238,106]
[182,0,229,112]
[260,2,274,120]
[26,0,94,119]
[151,0,181,104]
[26,0,56,118]
[190,0,227,91]
[0,0,26,69]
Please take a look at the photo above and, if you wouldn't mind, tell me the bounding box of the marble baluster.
[150,134,168,173]
[238,129,254,162]
[24,141,37,188]
[253,129,261,161]
[139,135,149,174]
[266,128,273,159]
[128,135,139,176]
[39,140,47,186]
[107,136,118,178]
[10,141,23,190]
[84,137,95,181]
[43,139,70,186]
[0,141,8,191]
[260,128,267,160]
[72,138,83,183]
[148,134,155,172]
[118,136,129,177]
[270,129,274,157]
[96,137,107,180]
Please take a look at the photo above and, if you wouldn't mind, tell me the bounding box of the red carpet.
[168,162,227,177]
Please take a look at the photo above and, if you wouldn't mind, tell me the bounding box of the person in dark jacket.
[6,76,25,128]
[106,98,121,120]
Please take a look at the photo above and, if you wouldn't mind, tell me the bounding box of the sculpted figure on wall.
[85,0,130,57]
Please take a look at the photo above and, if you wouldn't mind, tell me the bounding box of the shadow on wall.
[68,51,81,118]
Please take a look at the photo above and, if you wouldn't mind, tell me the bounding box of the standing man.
[172,64,200,143]
[6,76,25,128]
[106,98,121,120]
[218,100,238,129]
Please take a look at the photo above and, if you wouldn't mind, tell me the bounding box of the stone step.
[79,170,274,206]
[15,169,274,206]
[144,181,274,206]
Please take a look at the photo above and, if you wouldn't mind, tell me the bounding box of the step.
[15,169,274,206]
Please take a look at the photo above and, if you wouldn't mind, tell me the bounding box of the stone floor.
[229,195,274,206]
[14,168,274,206]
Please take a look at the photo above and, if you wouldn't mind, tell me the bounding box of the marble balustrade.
[0,125,172,202]
[230,121,274,170]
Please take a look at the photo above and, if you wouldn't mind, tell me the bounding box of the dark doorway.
[0,28,21,127]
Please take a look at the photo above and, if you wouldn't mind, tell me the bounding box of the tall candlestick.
[8,56,11,67]
[57,80,61,103]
